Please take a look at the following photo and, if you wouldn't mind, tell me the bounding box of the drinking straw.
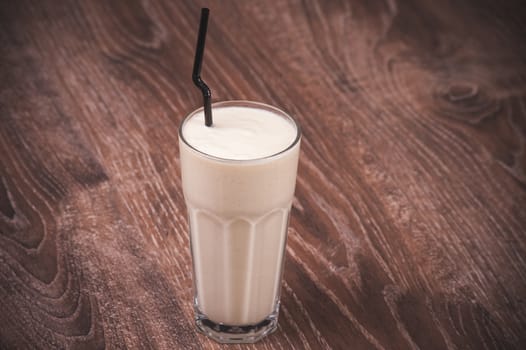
[192,8,213,127]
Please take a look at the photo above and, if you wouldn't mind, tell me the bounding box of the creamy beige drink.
[179,101,300,343]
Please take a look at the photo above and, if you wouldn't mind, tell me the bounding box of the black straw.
[192,8,213,127]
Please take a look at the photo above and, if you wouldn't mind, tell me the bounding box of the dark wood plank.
[1,0,525,349]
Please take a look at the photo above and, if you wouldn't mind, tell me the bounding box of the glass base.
[194,307,279,343]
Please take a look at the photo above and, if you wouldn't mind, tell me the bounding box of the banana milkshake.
[179,101,301,343]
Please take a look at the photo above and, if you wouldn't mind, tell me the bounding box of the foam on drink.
[182,106,297,160]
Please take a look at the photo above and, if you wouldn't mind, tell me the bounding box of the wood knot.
[433,80,501,124]
[445,82,479,102]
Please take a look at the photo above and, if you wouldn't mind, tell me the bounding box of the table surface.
[1,0,525,349]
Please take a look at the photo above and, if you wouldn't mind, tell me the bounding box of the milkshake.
[179,101,301,343]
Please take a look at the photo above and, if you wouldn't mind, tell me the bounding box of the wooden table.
[1,1,525,349]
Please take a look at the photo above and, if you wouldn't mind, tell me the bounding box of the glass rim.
[179,100,301,164]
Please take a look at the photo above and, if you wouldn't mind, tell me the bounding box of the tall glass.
[179,101,301,343]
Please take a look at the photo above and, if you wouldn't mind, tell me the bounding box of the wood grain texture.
[1,0,525,349]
